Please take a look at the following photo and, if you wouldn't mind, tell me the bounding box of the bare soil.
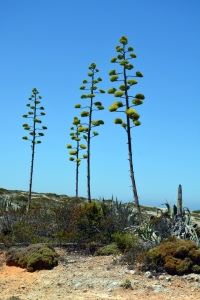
[0,249,199,300]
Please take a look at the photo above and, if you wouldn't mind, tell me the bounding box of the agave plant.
[0,195,27,212]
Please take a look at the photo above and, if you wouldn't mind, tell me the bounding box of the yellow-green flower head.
[119,85,130,91]
[110,75,119,82]
[114,118,123,124]
[87,72,93,77]
[73,118,80,125]
[132,99,143,105]
[133,120,141,126]
[125,64,134,70]
[80,94,87,99]
[78,126,86,132]
[89,62,96,69]
[108,87,117,94]
[75,104,81,108]
[117,54,124,60]
[109,70,117,76]
[128,46,134,51]
[136,71,143,77]
[94,101,102,106]
[66,144,72,148]
[130,53,137,58]
[81,111,89,117]
[93,132,99,136]
[135,94,145,100]
[116,46,124,52]
[69,157,74,161]
[109,104,118,112]
[87,94,95,98]
[111,57,117,63]
[126,108,139,120]
[80,86,86,90]
[83,154,88,158]
[99,89,105,93]
[127,79,138,86]
[119,36,128,45]
[69,150,77,155]
[80,144,86,149]
[83,80,88,84]
[76,158,81,163]
[114,91,124,97]
[119,60,129,66]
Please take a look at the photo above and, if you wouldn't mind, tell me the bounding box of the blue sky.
[1,0,199,210]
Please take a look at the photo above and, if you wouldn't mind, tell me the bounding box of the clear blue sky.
[1,0,199,210]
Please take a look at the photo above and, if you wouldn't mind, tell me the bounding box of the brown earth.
[0,249,199,300]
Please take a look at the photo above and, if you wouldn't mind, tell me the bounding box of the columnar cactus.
[22,88,47,210]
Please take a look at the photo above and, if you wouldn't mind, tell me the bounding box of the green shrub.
[137,236,200,275]
[112,232,137,252]
[94,243,121,256]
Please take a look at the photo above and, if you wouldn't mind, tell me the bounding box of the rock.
[5,243,58,272]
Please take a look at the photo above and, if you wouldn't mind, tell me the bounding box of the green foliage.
[94,243,121,256]
[112,232,137,252]
[122,278,132,290]
[137,236,200,275]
